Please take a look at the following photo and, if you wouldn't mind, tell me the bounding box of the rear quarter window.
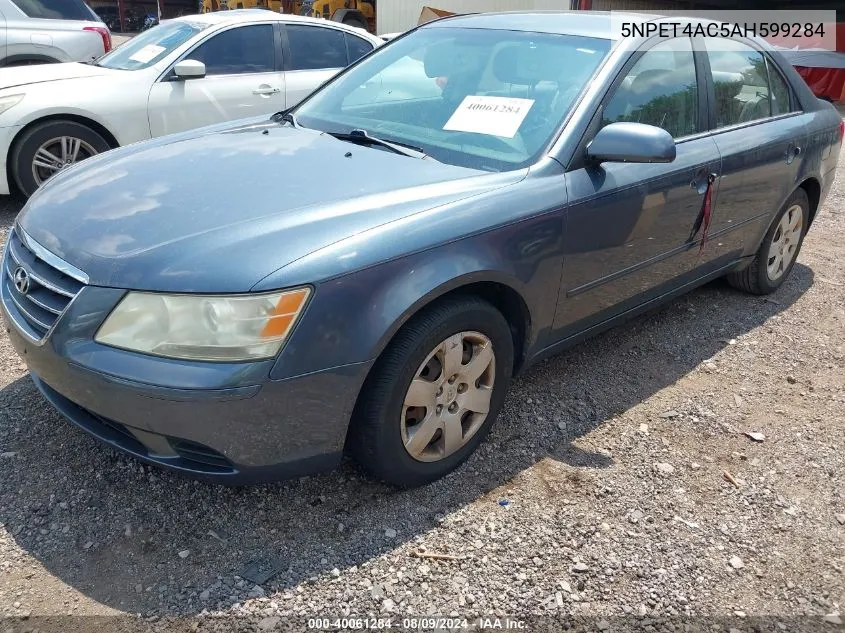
[11,0,97,20]
[345,33,373,64]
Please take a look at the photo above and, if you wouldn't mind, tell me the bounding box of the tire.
[3,58,58,67]
[348,296,514,488]
[11,120,111,198]
[727,188,809,295]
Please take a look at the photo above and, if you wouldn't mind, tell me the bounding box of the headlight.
[0,94,24,116]
[95,288,311,362]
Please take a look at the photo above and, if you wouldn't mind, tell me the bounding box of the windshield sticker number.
[129,44,166,64]
[443,96,535,139]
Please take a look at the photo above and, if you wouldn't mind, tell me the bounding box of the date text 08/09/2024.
[307,617,527,630]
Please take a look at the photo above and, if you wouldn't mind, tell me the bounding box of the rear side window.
[346,33,373,64]
[768,59,796,115]
[11,0,96,20]
[602,37,700,139]
[286,24,347,70]
[704,38,773,127]
[187,24,275,75]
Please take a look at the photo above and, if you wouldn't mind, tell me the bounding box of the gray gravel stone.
[729,556,745,570]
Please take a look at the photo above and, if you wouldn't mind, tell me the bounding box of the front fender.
[269,214,565,381]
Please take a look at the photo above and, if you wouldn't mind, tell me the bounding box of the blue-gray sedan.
[2,12,842,487]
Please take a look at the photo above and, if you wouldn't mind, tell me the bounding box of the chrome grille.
[2,226,86,340]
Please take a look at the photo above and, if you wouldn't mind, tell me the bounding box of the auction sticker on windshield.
[443,96,535,139]
[129,44,166,64]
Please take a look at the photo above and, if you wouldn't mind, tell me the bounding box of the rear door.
[555,36,722,336]
[147,22,284,137]
[280,23,374,107]
[700,37,810,264]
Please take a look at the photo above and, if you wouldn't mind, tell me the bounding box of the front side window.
[187,24,275,76]
[294,27,612,172]
[705,38,771,127]
[287,24,347,70]
[96,20,209,70]
[602,37,699,139]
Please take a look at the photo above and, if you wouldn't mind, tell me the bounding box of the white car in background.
[0,9,382,197]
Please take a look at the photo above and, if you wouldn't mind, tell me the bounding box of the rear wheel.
[348,297,514,488]
[727,188,809,295]
[11,120,111,198]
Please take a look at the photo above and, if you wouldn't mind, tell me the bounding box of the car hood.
[0,62,113,90]
[19,121,524,292]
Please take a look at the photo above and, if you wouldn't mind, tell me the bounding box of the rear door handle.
[786,144,801,164]
[253,86,281,96]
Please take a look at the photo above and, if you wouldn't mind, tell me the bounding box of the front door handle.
[690,170,718,194]
[253,85,281,96]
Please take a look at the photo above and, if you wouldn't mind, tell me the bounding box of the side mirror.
[586,122,676,164]
[173,59,206,80]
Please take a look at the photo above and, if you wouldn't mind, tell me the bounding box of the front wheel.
[348,297,514,488]
[11,120,111,198]
[727,188,809,295]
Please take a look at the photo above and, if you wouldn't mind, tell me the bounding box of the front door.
[148,23,284,137]
[555,36,722,336]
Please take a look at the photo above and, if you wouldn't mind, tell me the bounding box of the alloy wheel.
[400,331,496,463]
[31,136,99,186]
[766,204,803,281]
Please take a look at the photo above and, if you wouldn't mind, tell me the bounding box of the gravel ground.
[0,157,843,632]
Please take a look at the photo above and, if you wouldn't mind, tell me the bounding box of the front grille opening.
[170,439,233,471]
[2,227,84,339]
[78,406,235,474]
[86,411,148,455]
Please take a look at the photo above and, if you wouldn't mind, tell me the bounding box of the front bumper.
[1,238,372,484]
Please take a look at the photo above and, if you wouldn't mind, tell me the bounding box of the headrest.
[423,42,484,78]
[629,68,674,95]
[423,43,453,77]
[492,44,558,85]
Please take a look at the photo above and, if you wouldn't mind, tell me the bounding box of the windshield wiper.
[272,108,299,127]
[326,129,429,160]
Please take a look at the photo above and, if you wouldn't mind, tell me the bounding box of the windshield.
[294,27,612,172]
[96,20,209,70]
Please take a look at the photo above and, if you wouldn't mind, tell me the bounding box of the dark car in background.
[2,12,842,487]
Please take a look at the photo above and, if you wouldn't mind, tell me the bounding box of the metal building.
[375,0,691,35]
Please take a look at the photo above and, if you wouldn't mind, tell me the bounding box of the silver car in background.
[0,0,112,67]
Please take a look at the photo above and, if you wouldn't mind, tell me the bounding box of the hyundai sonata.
[2,11,841,487]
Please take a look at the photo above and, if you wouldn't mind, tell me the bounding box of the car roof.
[170,9,379,39]
[422,10,662,40]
